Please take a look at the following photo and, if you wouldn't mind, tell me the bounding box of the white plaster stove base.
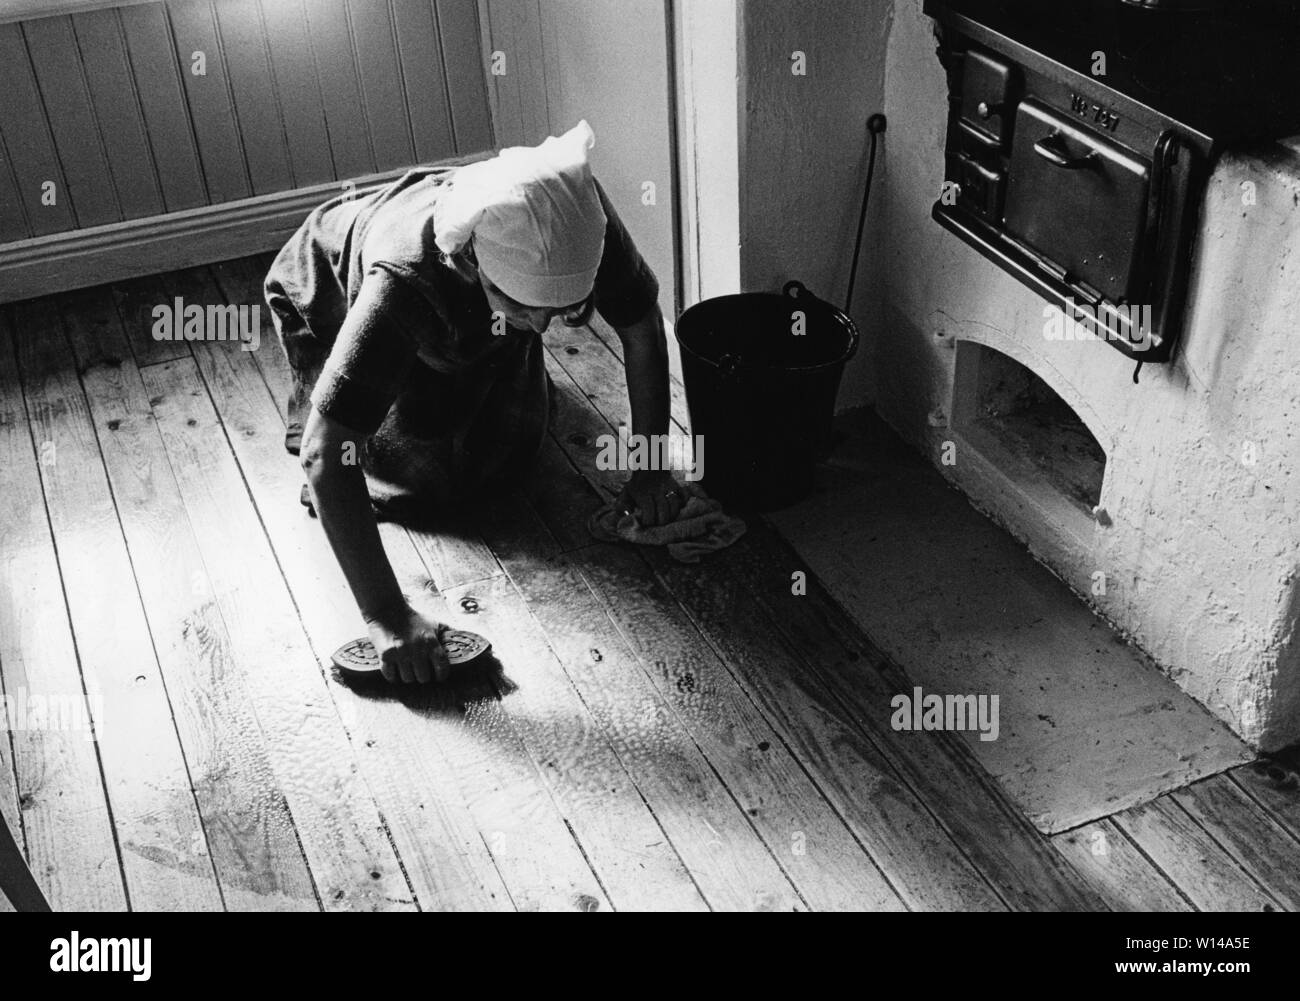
[877,134,1300,750]
[873,1,1300,751]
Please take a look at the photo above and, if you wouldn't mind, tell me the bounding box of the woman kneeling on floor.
[264,121,681,684]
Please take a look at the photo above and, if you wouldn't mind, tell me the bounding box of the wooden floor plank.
[490,444,996,910]
[0,573,22,885]
[111,272,191,368]
[538,334,1104,911]
[569,541,994,911]
[472,498,824,911]
[546,319,691,434]
[1170,774,1300,910]
[1051,819,1191,912]
[584,313,689,419]
[378,530,624,912]
[174,265,613,911]
[429,571,707,911]
[138,354,415,910]
[539,440,1007,911]
[1112,797,1284,911]
[0,729,18,892]
[15,294,225,911]
[401,519,505,592]
[62,284,320,911]
[209,257,295,424]
[0,307,127,910]
[1229,757,1300,847]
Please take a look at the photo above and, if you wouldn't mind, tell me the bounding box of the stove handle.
[1131,130,1192,360]
[1032,133,1098,170]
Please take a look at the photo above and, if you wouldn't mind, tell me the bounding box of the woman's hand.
[616,469,684,527]
[364,601,452,684]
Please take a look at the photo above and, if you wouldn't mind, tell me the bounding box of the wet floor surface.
[2,255,1299,912]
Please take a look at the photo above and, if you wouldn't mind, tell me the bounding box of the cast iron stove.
[927,0,1300,368]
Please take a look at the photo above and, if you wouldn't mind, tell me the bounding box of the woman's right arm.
[299,267,452,684]
[301,406,450,684]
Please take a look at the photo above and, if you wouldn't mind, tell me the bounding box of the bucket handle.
[782,279,860,362]
[717,353,742,380]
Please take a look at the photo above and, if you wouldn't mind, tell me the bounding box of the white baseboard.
[0,169,411,306]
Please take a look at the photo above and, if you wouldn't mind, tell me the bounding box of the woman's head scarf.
[433,120,607,308]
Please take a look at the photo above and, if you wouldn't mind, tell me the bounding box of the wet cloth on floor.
[587,481,747,563]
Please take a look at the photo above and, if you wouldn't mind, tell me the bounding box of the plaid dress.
[264,159,658,521]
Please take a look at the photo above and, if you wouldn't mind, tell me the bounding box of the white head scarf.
[433,121,607,308]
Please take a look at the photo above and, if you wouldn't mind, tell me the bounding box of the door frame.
[669,0,741,311]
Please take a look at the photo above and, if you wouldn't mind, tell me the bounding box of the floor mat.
[766,409,1252,834]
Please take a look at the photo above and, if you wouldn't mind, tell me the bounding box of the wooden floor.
[3,254,1300,912]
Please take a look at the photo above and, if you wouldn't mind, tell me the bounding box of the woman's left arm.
[616,305,683,525]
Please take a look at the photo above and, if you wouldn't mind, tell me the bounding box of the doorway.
[477,0,679,319]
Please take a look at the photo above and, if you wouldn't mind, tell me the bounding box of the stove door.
[1003,99,1151,304]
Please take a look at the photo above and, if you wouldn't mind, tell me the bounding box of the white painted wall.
[478,0,677,317]
[870,1,1300,750]
[736,0,892,405]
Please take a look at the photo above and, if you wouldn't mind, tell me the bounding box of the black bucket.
[674,280,859,511]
